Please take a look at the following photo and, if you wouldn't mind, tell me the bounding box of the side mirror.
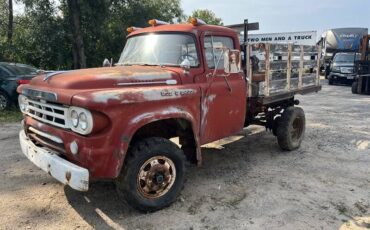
[180,58,191,74]
[224,49,241,74]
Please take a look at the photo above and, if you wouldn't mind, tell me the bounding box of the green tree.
[190,9,223,26]
[0,0,184,69]
[14,0,71,69]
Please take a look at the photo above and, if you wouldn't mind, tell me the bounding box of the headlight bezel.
[332,65,341,72]
[67,106,93,135]
[18,94,28,113]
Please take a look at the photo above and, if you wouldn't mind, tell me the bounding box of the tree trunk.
[67,0,86,69]
[7,0,13,44]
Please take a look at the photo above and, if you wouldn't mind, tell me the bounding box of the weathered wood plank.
[247,44,252,96]
[298,45,304,89]
[316,45,322,86]
[286,44,292,91]
[264,44,270,96]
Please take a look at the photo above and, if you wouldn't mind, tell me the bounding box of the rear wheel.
[352,81,359,94]
[276,107,305,151]
[0,91,10,111]
[116,137,185,212]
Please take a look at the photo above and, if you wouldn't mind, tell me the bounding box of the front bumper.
[19,130,89,191]
[329,72,355,80]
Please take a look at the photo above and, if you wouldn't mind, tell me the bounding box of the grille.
[341,67,354,74]
[25,98,69,129]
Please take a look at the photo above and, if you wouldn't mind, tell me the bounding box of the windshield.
[118,33,199,67]
[334,53,361,63]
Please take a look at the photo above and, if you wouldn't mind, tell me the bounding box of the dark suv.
[0,62,38,110]
[328,53,361,85]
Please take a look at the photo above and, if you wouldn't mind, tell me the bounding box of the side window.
[0,67,10,78]
[204,36,234,69]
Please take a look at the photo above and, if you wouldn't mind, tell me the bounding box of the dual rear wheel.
[276,106,306,151]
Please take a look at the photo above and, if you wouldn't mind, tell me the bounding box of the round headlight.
[67,106,93,135]
[79,112,88,130]
[71,110,79,127]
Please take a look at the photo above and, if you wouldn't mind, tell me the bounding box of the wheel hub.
[154,173,164,184]
[291,116,303,141]
[137,156,176,199]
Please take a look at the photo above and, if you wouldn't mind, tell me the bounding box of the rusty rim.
[137,156,176,199]
[291,116,304,141]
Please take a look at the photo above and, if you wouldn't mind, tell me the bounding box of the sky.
[182,0,370,38]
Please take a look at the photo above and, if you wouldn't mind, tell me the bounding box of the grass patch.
[0,109,23,123]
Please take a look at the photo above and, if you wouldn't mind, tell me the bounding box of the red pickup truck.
[17,18,321,211]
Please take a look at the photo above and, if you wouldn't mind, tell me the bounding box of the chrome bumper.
[19,130,89,191]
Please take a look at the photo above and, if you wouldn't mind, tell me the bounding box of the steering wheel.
[178,54,197,64]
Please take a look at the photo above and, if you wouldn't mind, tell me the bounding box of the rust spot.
[113,149,123,159]
[65,171,71,182]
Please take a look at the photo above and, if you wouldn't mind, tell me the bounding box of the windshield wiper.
[159,63,180,67]
[115,63,133,66]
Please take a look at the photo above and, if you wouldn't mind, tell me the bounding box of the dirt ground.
[1,81,370,230]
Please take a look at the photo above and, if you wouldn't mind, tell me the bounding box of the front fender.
[115,105,202,176]
[72,85,202,178]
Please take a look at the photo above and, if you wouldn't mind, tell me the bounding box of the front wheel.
[276,107,306,151]
[116,137,185,212]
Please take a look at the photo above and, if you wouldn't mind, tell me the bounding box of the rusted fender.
[72,85,202,177]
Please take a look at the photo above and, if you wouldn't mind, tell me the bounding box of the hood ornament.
[43,71,68,81]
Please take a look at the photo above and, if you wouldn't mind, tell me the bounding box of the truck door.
[199,34,246,144]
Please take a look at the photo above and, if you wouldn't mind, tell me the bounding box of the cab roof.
[128,23,237,37]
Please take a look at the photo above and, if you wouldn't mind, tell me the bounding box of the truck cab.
[17,19,320,211]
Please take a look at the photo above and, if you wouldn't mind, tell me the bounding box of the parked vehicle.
[17,18,321,211]
[352,34,370,94]
[328,52,361,85]
[0,62,38,110]
[317,28,368,78]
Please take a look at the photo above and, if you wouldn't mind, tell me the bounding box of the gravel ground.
[1,81,370,230]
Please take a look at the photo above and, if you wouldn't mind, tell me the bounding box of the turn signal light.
[127,27,142,33]
[17,79,31,85]
[148,19,169,26]
[189,17,206,26]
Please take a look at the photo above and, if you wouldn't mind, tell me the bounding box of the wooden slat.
[264,44,270,96]
[316,45,322,86]
[247,44,252,96]
[298,45,304,89]
[286,44,292,91]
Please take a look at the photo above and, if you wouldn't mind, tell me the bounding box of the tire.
[328,78,334,85]
[0,91,10,111]
[116,137,185,212]
[276,107,305,151]
[352,81,359,94]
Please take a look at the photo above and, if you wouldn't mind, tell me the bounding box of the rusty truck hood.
[19,66,181,105]
[29,66,180,89]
